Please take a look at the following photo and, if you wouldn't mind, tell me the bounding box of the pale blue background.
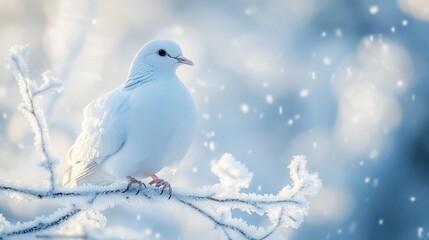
[0,0,428,239]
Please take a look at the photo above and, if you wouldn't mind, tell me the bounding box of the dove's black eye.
[158,49,167,57]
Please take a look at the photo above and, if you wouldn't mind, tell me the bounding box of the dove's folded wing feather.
[62,89,130,186]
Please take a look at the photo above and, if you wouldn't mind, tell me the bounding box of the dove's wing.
[62,89,130,186]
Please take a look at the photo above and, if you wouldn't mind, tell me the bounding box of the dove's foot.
[123,176,146,195]
[149,175,172,199]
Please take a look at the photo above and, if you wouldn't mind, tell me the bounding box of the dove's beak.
[175,56,194,66]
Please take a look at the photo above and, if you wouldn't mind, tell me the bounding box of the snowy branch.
[1,45,321,239]
[0,155,320,239]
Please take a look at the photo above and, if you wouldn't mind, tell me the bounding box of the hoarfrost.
[211,153,253,192]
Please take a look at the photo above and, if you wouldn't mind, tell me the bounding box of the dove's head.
[130,39,193,75]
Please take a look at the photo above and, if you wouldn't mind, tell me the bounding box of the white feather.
[63,89,130,186]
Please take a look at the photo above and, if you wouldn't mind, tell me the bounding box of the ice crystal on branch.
[211,153,253,192]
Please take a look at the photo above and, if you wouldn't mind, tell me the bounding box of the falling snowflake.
[240,104,249,113]
[369,6,379,15]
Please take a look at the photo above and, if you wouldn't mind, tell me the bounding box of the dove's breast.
[101,75,197,179]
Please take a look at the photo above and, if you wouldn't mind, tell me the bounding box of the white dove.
[62,39,197,198]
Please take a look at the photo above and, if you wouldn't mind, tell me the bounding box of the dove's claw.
[149,175,173,199]
[168,186,172,200]
[161,183,172,199]
[123,176,146,194]
[122,183,132,193]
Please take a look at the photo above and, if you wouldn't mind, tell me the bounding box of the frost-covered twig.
[0,205,81,238]
[6,45,63,191]
[1,46,321,239]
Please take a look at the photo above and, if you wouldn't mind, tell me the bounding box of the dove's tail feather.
[63,143,118,187]
[62,166,75,187]
[62,164,116,187]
